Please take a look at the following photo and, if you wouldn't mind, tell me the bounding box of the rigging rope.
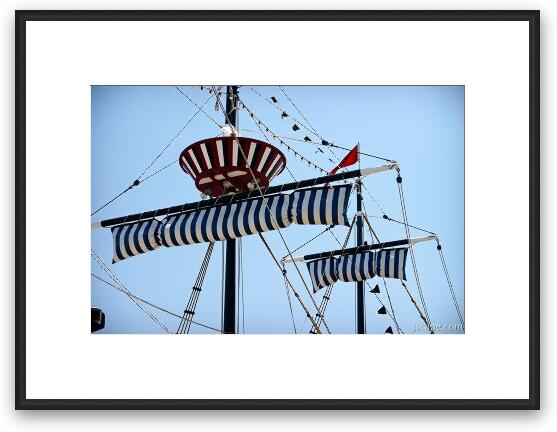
[381,278,402,334]
[140,160,178,182]
[375,195,463,331]
[249,85,349,176]
[91,250,171,333]
[361,206,381,243]
[239,102,299,182]
[91,186,136,217]
[246,86,395,165]
[361,212,403,333]
[91,92,214,217]
[396,171,433,331]
[248,86,323,144]
[278,86,324,140]
[381,214,437,236]
[301,187,356,334]
[175,86,222,129]
[238,97,328,175]
[401,281,434,334]
[438,245,465,328]
[310,216,356,334]
[177,242,215,334]
[281,227,331,261]
[276,86,350,171]
[282,265,298,334]
[258,233,323,333]
[326,227,405,334]
[238,128,395,164]
[361,182,389,216]
[92,273,221,332]
[249,86,349,172]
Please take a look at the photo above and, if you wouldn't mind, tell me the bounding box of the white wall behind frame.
[23,19,529,400]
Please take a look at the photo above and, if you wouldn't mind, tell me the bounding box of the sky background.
[91,85,464,334]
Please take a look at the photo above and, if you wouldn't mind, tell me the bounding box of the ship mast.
[222,86,239,334]
[355,178,365,334]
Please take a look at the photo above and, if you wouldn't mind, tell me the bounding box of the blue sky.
[91,85,464,334]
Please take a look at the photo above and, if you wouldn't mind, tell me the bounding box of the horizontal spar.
[92,162,399,229]
[280,235,438,264]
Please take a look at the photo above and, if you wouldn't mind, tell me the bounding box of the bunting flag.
[375,248,408,280]
[337,251,375,282]
[111,219,162,263]
[158,194,291,247]
[290,184,352,227]
[306,257,338,293]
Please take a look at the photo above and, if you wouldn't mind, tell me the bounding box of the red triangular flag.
[329,144,359,175]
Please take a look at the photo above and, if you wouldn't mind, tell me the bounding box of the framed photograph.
[15,10,539,409]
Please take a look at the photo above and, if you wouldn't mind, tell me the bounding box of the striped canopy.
[306,257,338,292]
[111,219,162,263]
[290,185,351,226]
[108,184,353,263]
[337,251,375,283]
[306,248,409,292]
[159,194,291,247]
[375,248,408,280]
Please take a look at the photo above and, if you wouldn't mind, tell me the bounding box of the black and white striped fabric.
[111,219,162,263]
[108,185,355,263]
[375,248,408,280]
[337,251,375,282]
[306,257,338,292]
[290,185,352,227]
[159,194,291,247]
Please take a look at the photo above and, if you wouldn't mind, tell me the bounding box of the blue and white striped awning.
[337,251,375,282]
[306,257,338,292]
[111,219,162,263]
[375,248,408,280]
[290,185,351,227]
[159,194,291,247]
[306,248,409,290]
[108,185,354,263]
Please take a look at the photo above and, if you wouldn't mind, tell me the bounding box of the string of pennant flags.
[238,98,329,174]
[247,87,338,157]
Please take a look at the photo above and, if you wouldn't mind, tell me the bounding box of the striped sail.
[290,185,352,227]
[337,251,375,282]
[159,194,291,247]
[111,219,162,263]
[375,248,408,280]
[306,257,338,293]
[311,248,408,285]
[109,185,354,263]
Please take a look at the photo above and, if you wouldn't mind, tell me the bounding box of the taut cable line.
[325,228,404,333]
[91,92,214,217]
[396,171,433,331]
[91,250,172,333]
[92,273,221,333]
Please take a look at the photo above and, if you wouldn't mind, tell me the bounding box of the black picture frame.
[15,10,540,410]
